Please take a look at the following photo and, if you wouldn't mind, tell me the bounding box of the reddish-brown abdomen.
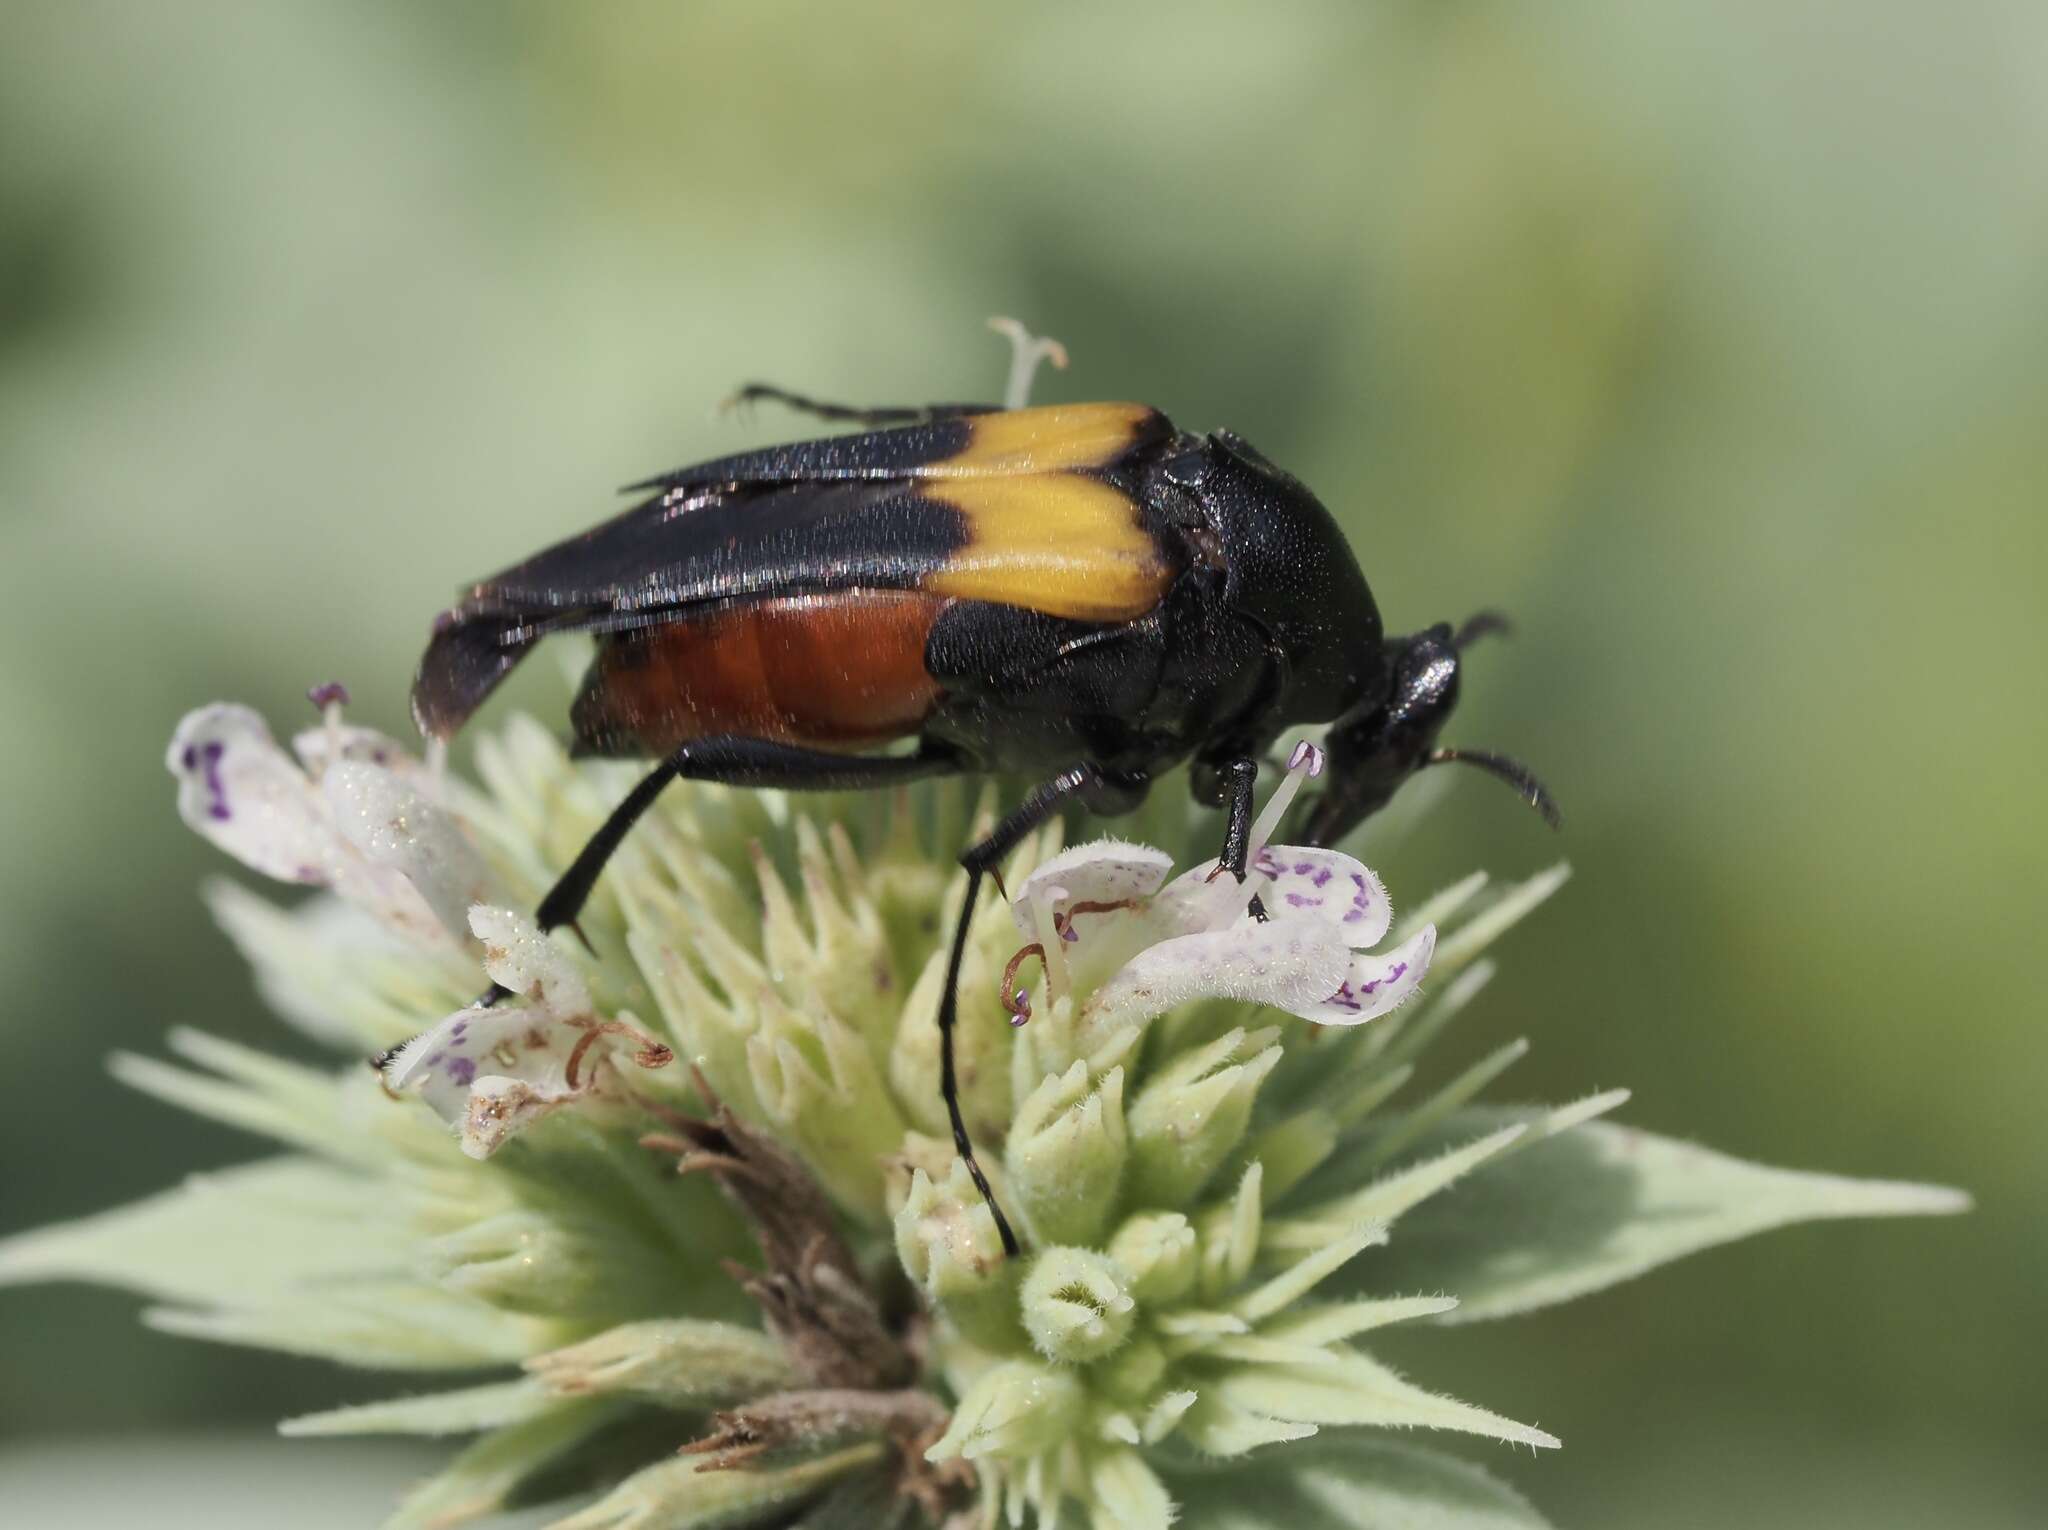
[572,592,947,756]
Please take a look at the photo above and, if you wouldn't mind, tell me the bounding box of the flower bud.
[1126,1027,1282,1205]
[926,1358,1086,1463]
[525,1318,794,1406]
[1093,1334,1170,1406]
[1105,1211,1199,1306]
[745,989,906,1219]
[751,827,899,1044]
[894,1162,1022,1352]
[1006,1059,1127,1246]
[881,1130,959,1218]
[627,918,762,1120]
[1020,1246,1135,1363]
[426,1211,619,1318]
[552,1441,883,1530]
[890,886,1014,1142]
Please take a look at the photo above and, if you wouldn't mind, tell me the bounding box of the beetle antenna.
[1427,748,1562,829]
[1451,610,1513,650]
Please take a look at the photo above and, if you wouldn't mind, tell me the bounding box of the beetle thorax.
[1184,433,1388,725]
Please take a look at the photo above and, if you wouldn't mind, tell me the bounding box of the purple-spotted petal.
[1297,924,1437,1027]
[167,705,351,887]
[385,1004,550,1120]
[1008,840,1174,939]
[1079,916,1353,1033]
[1250,845,1390,949]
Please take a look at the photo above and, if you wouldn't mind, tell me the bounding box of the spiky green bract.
[0,705,1968,1530]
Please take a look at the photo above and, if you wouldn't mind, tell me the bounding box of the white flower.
[1004,743,1436,1033]
[166,692,500,951]
[385,906,674,1158]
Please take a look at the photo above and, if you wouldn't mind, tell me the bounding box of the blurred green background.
[2,3,2041,1526]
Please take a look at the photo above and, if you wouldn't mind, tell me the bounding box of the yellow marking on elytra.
[925,473,1174,622]
[925,403,1157,477]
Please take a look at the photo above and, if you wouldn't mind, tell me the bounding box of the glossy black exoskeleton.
[411,370,1557,1256]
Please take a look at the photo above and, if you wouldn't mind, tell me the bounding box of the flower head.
[166,697,497,950]
[1003,744,1436,1041]
[4,687,1968,1530]
[385,906,675,1159]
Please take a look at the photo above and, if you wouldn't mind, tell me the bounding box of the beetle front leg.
[1209,757,1270,921]
[1216,758,1259,881]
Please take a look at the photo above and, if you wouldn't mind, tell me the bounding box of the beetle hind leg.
[534,737,963,935]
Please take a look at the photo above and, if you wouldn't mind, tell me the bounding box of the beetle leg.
[1451,609,1513,649]
[531,738,962,937]
[723,384,996,428]
[405,740,964,1055]
[417,741,963,1017]
[941,763,1110,1259]
[1212,758,1260,881]
[1207,757,1271,921]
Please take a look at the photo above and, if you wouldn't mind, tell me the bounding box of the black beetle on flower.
[412,334,1557,1255]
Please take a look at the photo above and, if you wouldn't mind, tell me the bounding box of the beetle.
[412,369,1556,1257]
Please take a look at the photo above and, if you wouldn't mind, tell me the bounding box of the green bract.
[0,699,1966,1530]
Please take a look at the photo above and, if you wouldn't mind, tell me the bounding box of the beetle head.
[1303,615,1559,846]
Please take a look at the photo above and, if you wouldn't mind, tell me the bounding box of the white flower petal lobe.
[1300,924,1437,1026]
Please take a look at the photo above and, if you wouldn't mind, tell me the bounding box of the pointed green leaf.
[1233,1225,1385,1322]
[0,1157,542,1369]
[1270,1125,1525,1249]
[1089,1447,1176,1530]
[1178,1392,1320,1456]
[526,1319,795,1407]
[1365,1108,1969,1321]
[1214,1349,1558,1449]
[283,1379,553,1437]
[145,1284,545,1371]
[1256,1295,1461,1347]
[1165,1435,1553,1529]
[0,1158,413,1305]
[1429,864,1571,975]
[382,1396,629,1529]
[544,1443,884,1530]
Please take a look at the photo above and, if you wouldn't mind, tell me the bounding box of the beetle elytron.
[413,373,1556,1255]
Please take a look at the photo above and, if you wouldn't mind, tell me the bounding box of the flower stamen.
[1246,739,1327,858]
[1027,884,1069,1004]
[1002,944,1046,1026]
[307,681,349,771]
[563,1019,674,1089]
[1055,899,1142,938]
